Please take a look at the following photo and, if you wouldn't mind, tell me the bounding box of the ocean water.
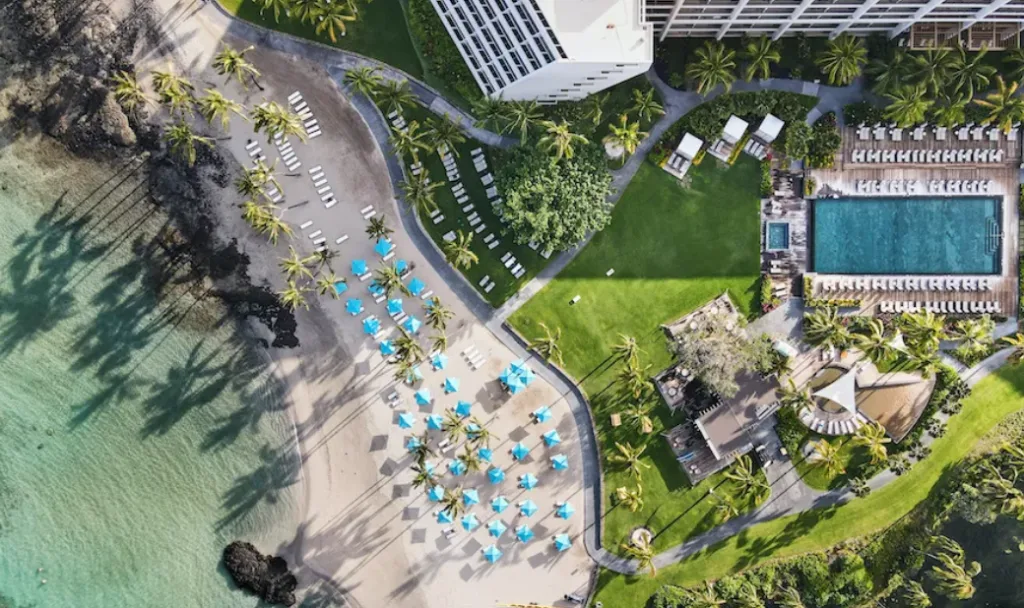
[0,142,300,607]
[814,196,1001,274]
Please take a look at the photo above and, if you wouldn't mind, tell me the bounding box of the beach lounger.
[308,131,322,139]
[475,224,486,234]
[485,283,495,293]
[317,185,332,195]
[481,174,494,185]
[432,214,445,224]
[364,210,376,219]
[336,235,349,244]
[324,199,337,209]
[309,165,323,174]
[287,161,301,171]
[308,230,322,239]
[313,237,326,245]
[288,91,302,103]
[471,148,483,156]
[462,204,474,213]
[488,241,499,250]
[479,276,490,287]
[245,140,259,150]
[360,205,373,214]
[300,221,314,229]
[421,290,434,300]
[320,193,334,202]
[469,217,480,227]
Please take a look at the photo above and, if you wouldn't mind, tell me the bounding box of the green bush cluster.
[808,112,841,169]
[804,176,817,197]
[896,365,968,451]
[407,0,482,104]
[759,159,773,196]
[805,297,862,308]
[843,101,885,126]
[649,91,818,165]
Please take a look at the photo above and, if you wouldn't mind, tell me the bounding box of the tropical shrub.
[780,120,811,161]
[407,0,482,104]
[804,177,816,197]
[843,101,885,125]
[808,112,841,169]
[759,160,773,196]
[805,297,862,308]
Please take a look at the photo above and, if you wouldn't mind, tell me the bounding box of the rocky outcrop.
[223,541,298,606]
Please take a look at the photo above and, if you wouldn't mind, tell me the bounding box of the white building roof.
[675,133,703,160]
[812,367,858,414]
[722,115,749,144]
[535,0,652,64]
[755,114,785,143]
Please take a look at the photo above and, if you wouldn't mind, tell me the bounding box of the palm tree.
[409,432,435,463]
[197,89,245,130]
[816,34,867,86]
[443,231,478,270]
[440,487,465,518]
[603,114,647,165]
[777,378,813,411]
[390,120,432,163]
[629,88,665,123]
[257,0,291,22]
[459,445,483,473]
[400,171,443,215]
[212,44,262,90]
[442,410,466,443]
[853,318,895,364]
[161,87,196,118]
[617,359,653,399]
[425,115,466,156]
[625,402,654,434]
[901,310,946,353]
[236,159,280,199]
[610,441,650,479]
[712,492,740,522]
[852,421,891,465]
[931,553,980,600]
[581,91,610,126]
[430,331,448,355]
[467,416,494,446]
[343,66,382,99]
[975,75,1024,133]
[1010,47,1024,83]
[688,582,725,608]
[1001,333,1024,365]
[809,439,845,479]
[374,263,410,298]
[111,71,150,116]
[280,247,314,281]
[312,0,357,43]
[316,272,343,299]
[151,67,194,103]
[365,215,393,241]
[902,580,932,608]
[884,84,933,127]
[734,583,763,608]
[803,307,850,349]
[251,101,306,142]
[279,280,309,311]
[537,120,588,162]
[263,212,293,245]
[425,298,454,331]
[742,35,780,82]
[163,121,212,167]
[912,48,956,96]
[774,586,806,608]
[612,334,641,365]
[931,92,970,127]
[503,99,542,144]
[376,79,418,115]
[686,40,737,95]
[954,317,992,358]
[290,0,320,24]
[724,454,770,505]
[615,485,644,512]
[471,95,507,131]
[907,345,943,379]
[530,322,563,365]
[241,200,271,229]
[951,44,995,100]
[866,49,910,95]
[410,462,437,490]
[620,538,656,576]
[394,328,425,363]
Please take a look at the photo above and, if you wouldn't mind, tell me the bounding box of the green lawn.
[593,360,1024,608]
[217,0,425,79]
[509,157,762,552]
[788,432,873,491]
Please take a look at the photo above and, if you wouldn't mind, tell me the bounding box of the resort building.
[646,0,1024,48]
[427,0,653,102]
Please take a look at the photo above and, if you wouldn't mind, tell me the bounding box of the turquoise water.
[0,145,300,607]
[766,222,790,250]
[813,197,1001,274]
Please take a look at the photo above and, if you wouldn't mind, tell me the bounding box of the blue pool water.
[814,197,1001,274]
[766,222,790,250]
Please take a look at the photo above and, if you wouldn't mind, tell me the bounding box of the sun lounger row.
[850,148,1005,165]
[287,92,321,140]
[389,111,407,132]
[857,122,1018,143]
[878,300,1001,314]
[472,148,488,173]
[462,344,487,371]
[742,138,768,160]
[272,133,302,173]
[477,274,497,293]
[799,408,865,435]
[854,178,993,195]
[308,165,337,208]
[817,276,993,292]
[499,252,526,279]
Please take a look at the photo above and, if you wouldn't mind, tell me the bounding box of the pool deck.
[806,127,1020,317]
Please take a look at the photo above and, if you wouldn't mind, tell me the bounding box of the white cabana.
[722,116,749,144]
[812,367,858,413]
[753,114,784,143]
[676,133,704,160]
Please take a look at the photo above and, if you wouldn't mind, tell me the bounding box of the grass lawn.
[592,359,1024,608]
[217,0,425,79]
[395,104,550,307]
[787,431,873,491]
[509,157,762,552]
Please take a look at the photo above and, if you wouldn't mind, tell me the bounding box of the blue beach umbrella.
[395,259,408,274]
[362,317,380,335]
[542,430,562,447]
[415,388,432,406]
[427,485,445,502]
[511,442,530,461]
[491,495,510,513]
[368,281,385,297]
[436,509,454,524]
[408,277,426,296]
[465,422,481,439]
[374,238,394,257]
[487,467,505,484]
[556,502,576,519]
[519,500,538,517]
[499,368,513,385]
[506,375,526,395]
[387,298,404,315]
[551,454,569,470]
[426,414,444,430]
[533,406,552,423]
[406,365,424,383]
[478,447,493,462]
[510,360,527,374]
[455,400,472,417]
[520,473,538,490]
[444,377,460,393]
[405,436,422,452]
[333,281,348,295]
[482,544,503,563]
[397,412,416,429]
[351,259,368,275]
[554,534,572,552]
[403,316,422,334]
[519,365,536,386]
[487,519,507,538]
[463,488,480,506]
[461,513,479,531]
[346,298,363,315]
[515,525,534,543]
[380,340,396,356]
[432,353,449,370]
[448,459,467,476]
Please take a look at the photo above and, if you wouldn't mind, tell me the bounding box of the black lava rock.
[222,541,298,606]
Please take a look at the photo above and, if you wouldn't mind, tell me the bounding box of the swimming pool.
[766,222,790,250]
[814,197,1001,274]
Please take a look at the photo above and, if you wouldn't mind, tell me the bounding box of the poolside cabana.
[709,116,749,162]
[812,367,859,414]
[663,133,703,179]
[753,114,784,144]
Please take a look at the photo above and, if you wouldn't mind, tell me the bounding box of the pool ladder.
[986,218,1002,255]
